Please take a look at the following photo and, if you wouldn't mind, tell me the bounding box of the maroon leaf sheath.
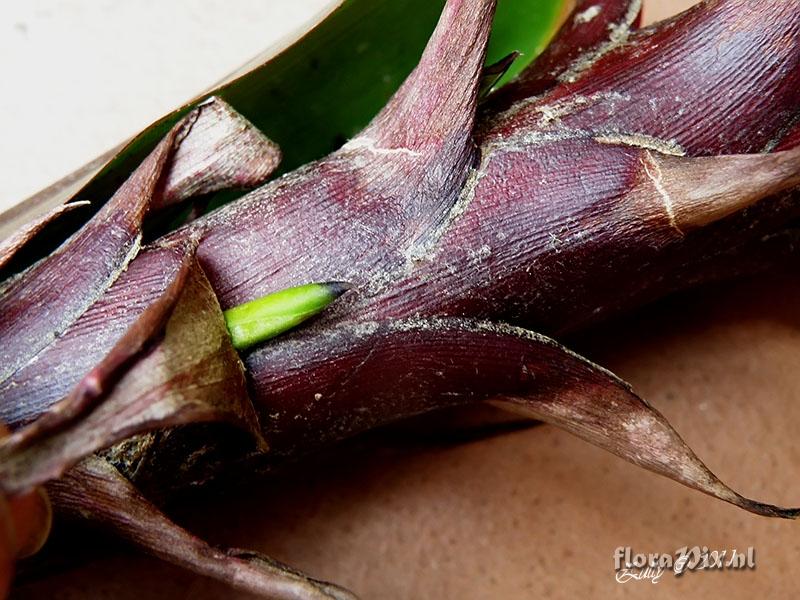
[486,0,643,111]
[1,0,800,597]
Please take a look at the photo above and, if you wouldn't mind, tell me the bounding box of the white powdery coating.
[594,132,686,156]
[575,5,602,24]
[341,136,422,158]
[558,0,643,84]
[640,150,684,235]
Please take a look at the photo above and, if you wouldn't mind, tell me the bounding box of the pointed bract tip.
[357,0,497,152]
[323,281,353,298]
[479,51,522,99]
[734,497,800,520]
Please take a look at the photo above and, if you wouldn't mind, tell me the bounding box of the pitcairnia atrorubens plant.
[1,0,799,597]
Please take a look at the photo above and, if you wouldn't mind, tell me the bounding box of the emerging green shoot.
[223,282,350,351]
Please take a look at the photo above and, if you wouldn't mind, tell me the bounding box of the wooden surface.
[14,1,800,599]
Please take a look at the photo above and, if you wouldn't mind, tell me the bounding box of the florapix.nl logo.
[613,546,756,584]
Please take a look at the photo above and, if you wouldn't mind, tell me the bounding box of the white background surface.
[0,0,332,212]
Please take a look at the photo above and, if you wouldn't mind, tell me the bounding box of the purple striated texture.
[0,0,798,527]
[486,0,643,112]
[482,0,800,155]
[2,0,800,594]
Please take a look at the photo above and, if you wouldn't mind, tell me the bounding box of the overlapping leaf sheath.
[0,243,265,494]
[484,0,800,154]
[0,99,278,427]
[1,1,800,595]
[370,0,800,331]
[190,0,496,308]
[3,0,800,510]
[2,0,496,434]
[233,0,799,517]
[0,99,280,491]
[184,0,800,330]
[170,0,800,518]
[486,0,643,111]
[247,317,797,518]
[0,201,90,272]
